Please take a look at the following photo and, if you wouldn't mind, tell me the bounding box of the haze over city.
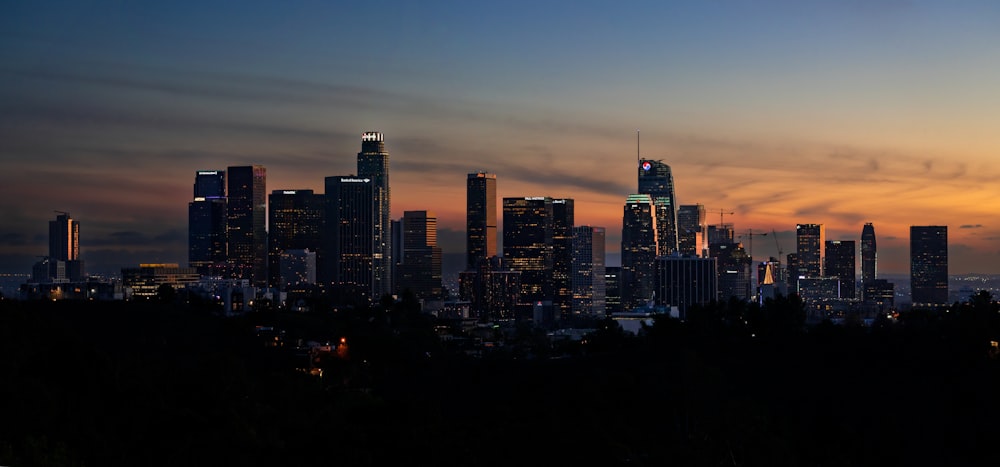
[3,1,1000,275]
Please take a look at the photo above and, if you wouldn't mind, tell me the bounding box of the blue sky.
[3,0,1000,275]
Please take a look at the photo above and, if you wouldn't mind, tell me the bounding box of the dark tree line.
[2,292,1000,466]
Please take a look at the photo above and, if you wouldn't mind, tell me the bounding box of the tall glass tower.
[357,132,391,300]
[860,223,877,298]
[227,165,267,286]
[910,225,948,306]
[466,171,497,270]
[189,170,227,277]
[621,194,657,310]
[638,159,678,256]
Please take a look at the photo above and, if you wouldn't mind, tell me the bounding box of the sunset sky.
[2,1,1000,275]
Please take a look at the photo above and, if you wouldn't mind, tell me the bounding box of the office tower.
[357,131,392,299]
[638,159,678,256]
[268,190,324,289]
[785,252,800,295]
[621,194,657,311]
[227,165,267,286]
[571,226,606,316]
[605,266,622,314]
[194,170,225,199]
[655,256,718,319]
[552,198,575,319]
[48,211,83,281]
[396,211,443,299]
[910,225,948,306]
[860,223,877,301]
[795,224,825,278]
[707,224,734,245]
[280,249,317,288]
[503,197,555,321]
[323,176,376,302]
[459,256,521,322]
[677,204,707,257]
[189,170,227,276]
[466,171,497,270]
[709,241,751,301]
[824,240,856,299]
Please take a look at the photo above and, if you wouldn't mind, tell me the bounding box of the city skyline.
[3,2,1000,275]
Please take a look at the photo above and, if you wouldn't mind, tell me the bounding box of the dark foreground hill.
[2,297,999,466]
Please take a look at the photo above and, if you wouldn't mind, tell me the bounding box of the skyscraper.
[655,256,718,319]
[357,132,392,300]
[710,241,751,301]
[910,225,948,306]
[466,171,497,270]
[503,196,554,320]
[677,204,707,257]
[860,223,877,300]
[268,189,324,289]
[621,194,657,311]
[189,170,227,277]
[552,198,575,319]
[323,175,376,302]
[396,210,443,299]
[227,165,267,286]
[571,226,606,316]
[48,211,83,281]
[795,224,825,278]
[49,212,79,263]
[824,240,856,299]
[638,159,678,256]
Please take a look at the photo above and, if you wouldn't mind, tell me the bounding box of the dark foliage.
[2,293,1000,466]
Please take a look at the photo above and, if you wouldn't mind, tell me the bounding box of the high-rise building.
[189,170,227,277]
[396,210,443,299]
[323,175,375,302]
[621,194,657,311]
[795,224,825,278]
[503,197,554,321]
[707,224,735,245]
[268,189,324,289]
[677,204,707,257]
[459,256,521,322]
[466,172,497,270]
[552,198,575,319]
[824,240,856,299]
[910,225,948,306]
[227,165,267,286]
[860,223,877,301]
[356,132,392,300]
[47,211,83,281]
[571,226,606,316]
[605,266,622,315]
[279,249,317,289]
[194,170,226,199]
[655,256,718,319]
[49,212,79,263]
[710,241,752,301]
[638,159,678,256]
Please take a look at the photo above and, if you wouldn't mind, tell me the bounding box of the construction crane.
[738,228,768,263]
[771,228,784,266]
[708,208,734,226]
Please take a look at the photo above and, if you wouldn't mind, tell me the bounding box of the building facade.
[571,225,606,316]
[396,210,443,299]
[638,159,678,256]
[227,165,267,286]
[655,256,718,319]
[466,171,497,270]
[860,223,877,302]
[503,197,554,320]
[268,189,323,289]
[910,225,948,306]
[677,204,707,257]
[356,132,392,300]
[621,194,657,311]
[795,223,825,279]
[824,240,856,299]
